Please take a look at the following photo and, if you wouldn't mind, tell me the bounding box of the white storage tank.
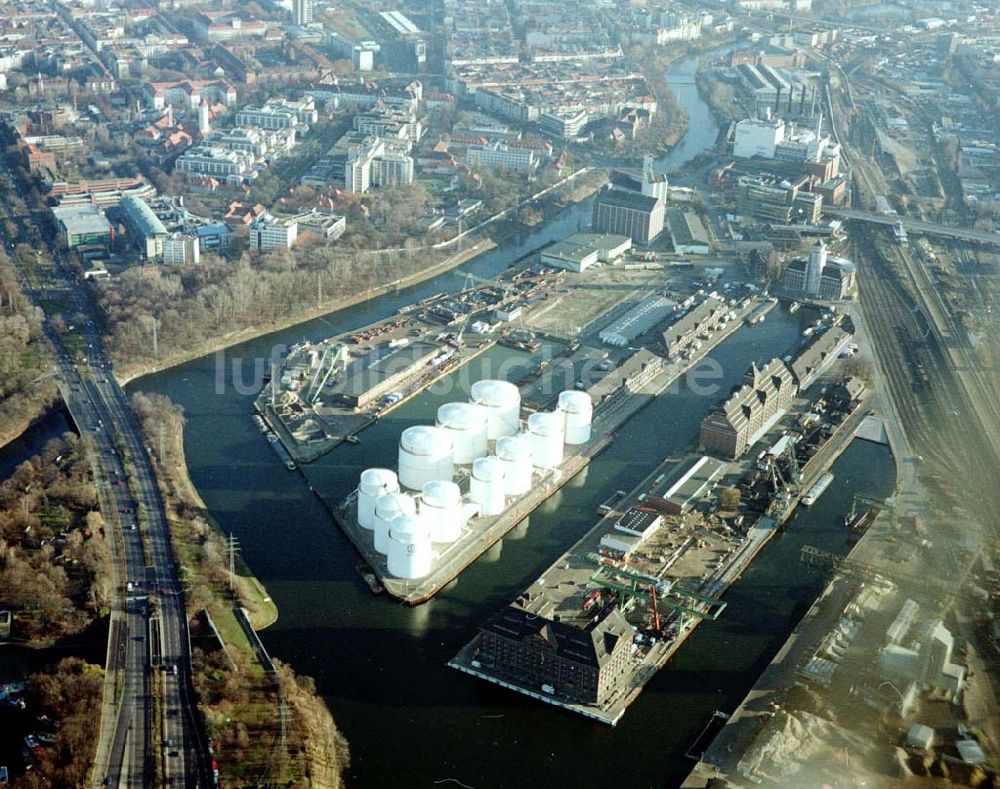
[495,434,534,496]
[469,379,521,439]
[398,425,454,490]
[420,480,465,543]
[357,468,399,529]
[435,402,489,464]
[373,491,416,554]
[387,514,434,579]
[527,411,565,469]
[558,390,593,445]
[469,456,507,516]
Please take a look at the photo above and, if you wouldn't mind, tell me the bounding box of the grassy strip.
[131,393,347,786]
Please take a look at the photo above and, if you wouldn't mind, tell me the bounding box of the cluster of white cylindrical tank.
[435,402,489,464]
[495,434,534,495]
[386,513,433,579]
[469,379,520,439]
[558,390,593,445]
[372,491,416,554]
[469,456,507,516]
[398,425,454,490]
[357,384,596,579]
[527,411,565,469]
[419,480,465,543]
[357,468,399,529]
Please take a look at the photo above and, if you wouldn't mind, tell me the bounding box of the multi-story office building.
[540,109,588,139]
[119,195,168,259]
[591,187,664,244]
[51,203,114,250]
[372,153,414,187]
[174,146,250,182]
[162,233,201,264]
[344,137,386,193]
[699,359,796,459]
[292,0,313,26]
[251,213,298,251]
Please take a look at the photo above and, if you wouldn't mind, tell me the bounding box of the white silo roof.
[400,425,453,456]
[470,379,520,407]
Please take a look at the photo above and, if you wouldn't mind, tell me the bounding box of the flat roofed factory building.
[540,233,632,272]
[332,341,442,409]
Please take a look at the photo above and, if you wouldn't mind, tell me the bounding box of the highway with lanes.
[0,155,211,785]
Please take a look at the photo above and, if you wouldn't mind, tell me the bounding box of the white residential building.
[251,213,298,251]
[466,142,537,172]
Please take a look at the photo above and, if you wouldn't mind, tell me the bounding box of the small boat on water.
[802,472,834,506]
[356,563,384,594]
[789,301,801,314]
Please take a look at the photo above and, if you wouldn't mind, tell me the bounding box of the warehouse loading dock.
[331,341,443,409]
[658,456,726,514]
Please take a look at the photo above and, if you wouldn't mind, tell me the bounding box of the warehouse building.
[591,187,664,243]
[51,203,114,250]
[791,322,853,390]
[598,295,675,347]
[475,605,635,705]
[332,341,441,409]
[700,359,796,459]
[661,455,726,513]
[661,295,730,359]
[666,208,711,255]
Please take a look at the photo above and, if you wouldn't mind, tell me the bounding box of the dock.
[448,385,871,725]
[333,431,614,605]
[330,296,770,605]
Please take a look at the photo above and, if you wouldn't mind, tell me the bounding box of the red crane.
[648,583,662,636]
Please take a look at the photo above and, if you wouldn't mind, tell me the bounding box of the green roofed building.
[51,203,115,250]
[119,195,168,259]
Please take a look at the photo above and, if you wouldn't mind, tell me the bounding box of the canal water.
[0,46,896,786]
[130,293,894,788]
[659,48,724,173]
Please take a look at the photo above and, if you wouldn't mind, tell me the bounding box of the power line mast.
[226,533,241,592]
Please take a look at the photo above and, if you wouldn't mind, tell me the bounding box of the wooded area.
[0,433,111,643]
[0,250,57,445]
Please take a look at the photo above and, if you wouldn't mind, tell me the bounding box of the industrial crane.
[846,492,897,530]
